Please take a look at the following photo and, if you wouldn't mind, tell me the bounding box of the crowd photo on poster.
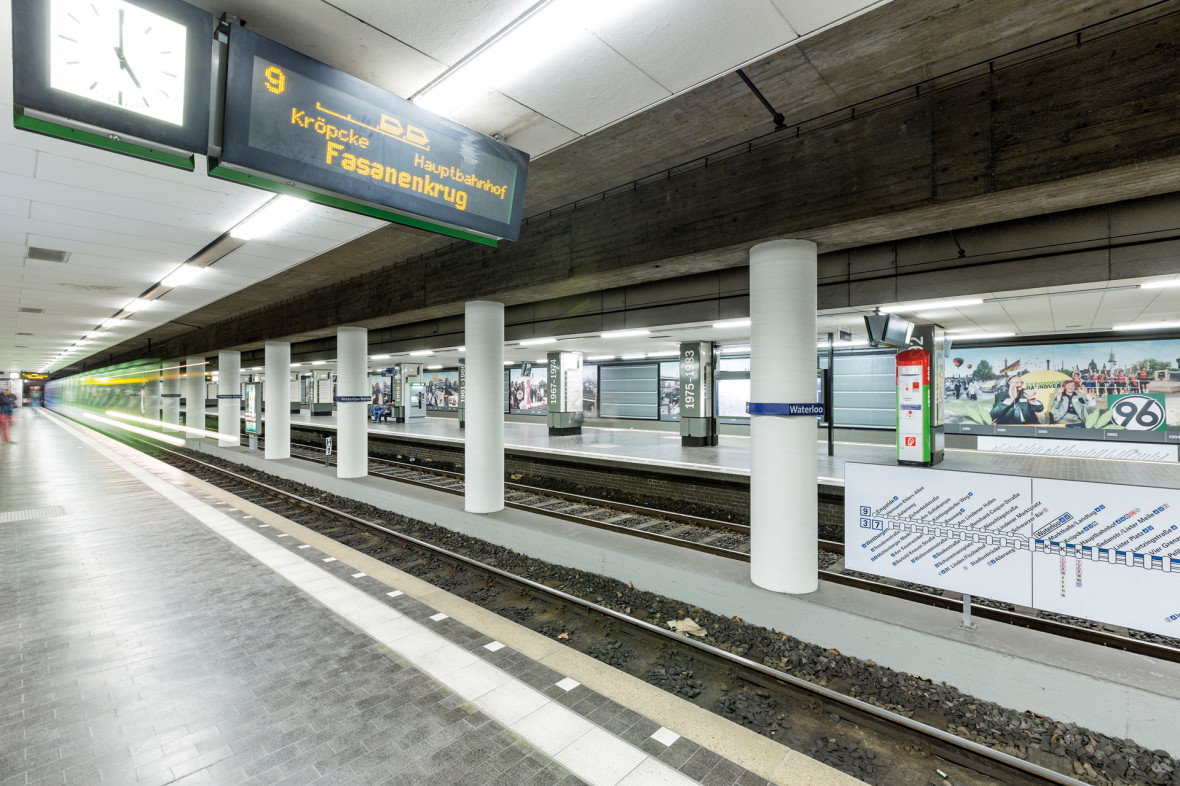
[944,338,1180,432]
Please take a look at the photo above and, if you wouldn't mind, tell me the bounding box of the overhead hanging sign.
[213,26,529,245]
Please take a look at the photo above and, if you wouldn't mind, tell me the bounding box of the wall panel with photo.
[944,338,1180,441]
[509,366,548,415]
[424,371,459,411]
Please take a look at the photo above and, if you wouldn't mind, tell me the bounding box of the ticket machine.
[895,332,946,466]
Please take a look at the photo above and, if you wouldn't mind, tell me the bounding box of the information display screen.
[218,27,529,242]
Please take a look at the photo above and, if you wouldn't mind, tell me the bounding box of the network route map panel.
[217,26,529,242]
[845,463,1180,638]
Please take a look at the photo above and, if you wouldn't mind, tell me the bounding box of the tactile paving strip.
[0,505,66,524]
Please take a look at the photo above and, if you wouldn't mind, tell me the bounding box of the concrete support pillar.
[465,301,504,513]
[336,327,368,479]
[749,240,819,594]
[162,359,181,432]
[218,350,241,447]
[264,341,291,460]
[184,356,205,437]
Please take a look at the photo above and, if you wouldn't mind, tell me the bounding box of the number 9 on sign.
[264,66,286,94]
[1108,395,1165,431]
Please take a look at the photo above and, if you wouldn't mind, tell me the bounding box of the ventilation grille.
[26,246,70,263]
[16,332,33,336]
[19,307,44,314]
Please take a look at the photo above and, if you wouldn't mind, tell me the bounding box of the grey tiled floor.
[0,411,581,786]
[2,409,776,786]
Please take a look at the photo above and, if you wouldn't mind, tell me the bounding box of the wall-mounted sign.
[212,26,529,245]
[747,402,824,416]
[11,0,215,170]
[846,462,1180,639]
[20,372,49,381]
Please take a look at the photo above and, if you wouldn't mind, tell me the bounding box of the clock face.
[49,0,188,126]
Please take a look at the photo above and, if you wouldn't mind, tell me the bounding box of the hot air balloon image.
[952,357,964,368]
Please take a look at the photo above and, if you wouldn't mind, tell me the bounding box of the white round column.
[465,301,504,513]
[184,356,206,439]
[336,327,368,479]
[264,341,291,460]
[162,360,181,432]
[750,239,819,594]
[217,350,241,447]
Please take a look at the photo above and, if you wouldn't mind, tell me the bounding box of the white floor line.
[42,411,704,786]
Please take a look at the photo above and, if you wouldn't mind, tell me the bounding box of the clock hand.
[122,58,142,89]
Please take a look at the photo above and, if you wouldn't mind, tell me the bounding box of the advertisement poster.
[582,364,598,415]
[659,361,680,419]
[369,373,392,405]
[424,371,459,411]
[509,367,547,414]
[945,338,1180,437]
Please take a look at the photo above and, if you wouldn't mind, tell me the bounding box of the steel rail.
[145,439,1089,786]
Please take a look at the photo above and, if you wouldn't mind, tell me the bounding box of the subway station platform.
[178,410,1180,757]
[204,407,1180,491]
[1,407,856,786]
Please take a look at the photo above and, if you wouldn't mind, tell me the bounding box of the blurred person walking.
[0,388,15,443]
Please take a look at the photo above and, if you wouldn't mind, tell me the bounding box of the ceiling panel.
[772,0,890,35]
[493,31,671,134]
[331,0,538,67]
[27,204,216,248]
[591,0,797,93]
[445,91,578,156]
[188,0,444,97]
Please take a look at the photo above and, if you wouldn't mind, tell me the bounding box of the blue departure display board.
[213,26,529,244]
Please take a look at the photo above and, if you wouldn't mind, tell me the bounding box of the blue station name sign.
[214,27,530,244]
[747,402,825,417]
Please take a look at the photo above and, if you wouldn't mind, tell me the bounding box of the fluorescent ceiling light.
[161,264,202,288]
[720,345,750,354]
[426,365,443,370]
[230,195,308,240]
[1113,321,1178,331]
[601,329,649,338]
[457,346,466,352]
[84,331,103,338]
[817,339,869,348]
[587,355,614,361]
[414,0,637,116]
[370,354,390,360]
[646,351,679,357]
[311,360,326,365]
[1140,280,1180,289]
[948,331,1016,340]
[620,353,646,360]
[503,360,514,365]
[713,319,751,329]
[101,318,126,328]
[290,363,302,367]
[124,298,152,312]
[880,298,984,314]
[534,358,547,363]
[518,338,555,346]
[410,350,434,356]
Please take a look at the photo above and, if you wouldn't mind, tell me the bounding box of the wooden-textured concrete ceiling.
[96,0,1177,364]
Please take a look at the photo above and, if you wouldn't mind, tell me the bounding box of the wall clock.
[12,0,214,169]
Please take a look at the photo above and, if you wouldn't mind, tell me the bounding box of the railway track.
[119,431,1096,786]
[266,436,1180,665]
